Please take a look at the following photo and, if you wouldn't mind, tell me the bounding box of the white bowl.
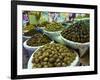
[60,35,89,56]
[22,32,32,42]
[23,36,31,41]
[28,46,79,69]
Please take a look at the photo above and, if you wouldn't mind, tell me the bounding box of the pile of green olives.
[24,29,40,36]
[23,24,34,32]
[61,20,89,43]
[27,33,51,46]
[32,43,76,68]
[45,22,64,31]
[36,21,50,27]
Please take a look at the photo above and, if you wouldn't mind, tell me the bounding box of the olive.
[53,54,58,59]
[49,58,55,63]
[59,49,63,53]
[43,52,49,57]
[56,47,60,50]
[48,63,54,67]
[61,53,66,57]
[51,51,55,54]
[56,58,60,62]
[63,57,70,64]
[43,57,49,62]
[42,62,48,65]
[56,62,62,67]
[43,65,48,68]
[38,56,43,60]
[35,59,39,63]
[59,56,63,60]
[62,62,67,66]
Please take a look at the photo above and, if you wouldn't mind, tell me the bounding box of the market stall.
[22,11,90,68]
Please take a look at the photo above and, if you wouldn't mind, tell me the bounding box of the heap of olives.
[45,22,64,31]
[24,29,40,36]
[32,43,76,68]
[61,20,90,43]
[36,21,50,27]
[23,24,34,32]
[27,33,51,46]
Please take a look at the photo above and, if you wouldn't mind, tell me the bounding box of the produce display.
[23,24,34,32]
[45,22,64,31]
[27,33,51,46]
[24,29,40,36]
[32,43,77,68]
[61,20,90,43]
[22,11,90,69]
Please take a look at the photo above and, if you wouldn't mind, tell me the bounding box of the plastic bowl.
[60,35,89,56]
[28,46,79,69]
[23,35,31,42]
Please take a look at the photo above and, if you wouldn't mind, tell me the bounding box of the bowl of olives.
[33,22,50,33]
[28,43,79,68]
[23,33,53,56]
[23,24,34,33]
[23,29,41,41]
[43,22,64,40]
[60,19,90,56]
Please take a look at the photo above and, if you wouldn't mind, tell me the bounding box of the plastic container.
[60,35,89,57]
[27,47,79,69]
[23,35,31,42]
[60,18,90,56]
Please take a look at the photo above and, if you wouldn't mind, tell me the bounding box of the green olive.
[38,56,43,60]
[62,62,67,66]
[49,58,55,63]
[53,54,58,59]
[56,58,60,62]
[48,63,54,67]
[59,56,63,60]
[43,57,49,62]
[56,62,62,67]
[43,65,48,68]
[35,59,39,63]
